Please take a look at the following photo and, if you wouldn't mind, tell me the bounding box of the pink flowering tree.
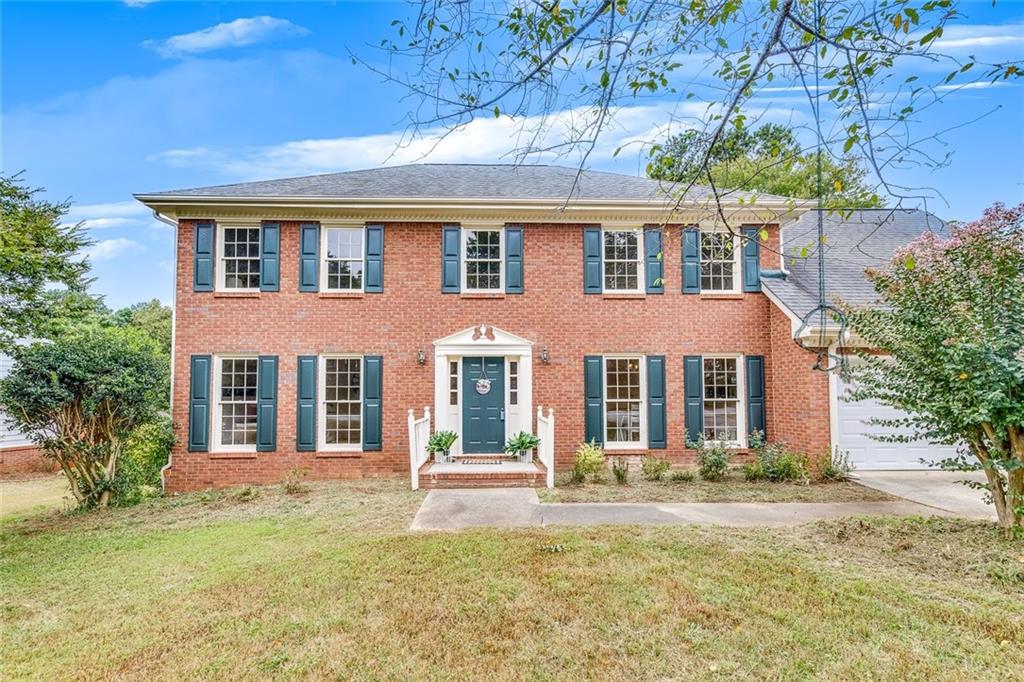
[842,203,1024,534]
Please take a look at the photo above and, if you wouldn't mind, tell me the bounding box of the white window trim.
[702,353,747,448]
[216,225,261,293]
[602,354,647,450]
[320,226,365,293]
[461,227,505,293]
[318,354,363,452]
[211,354,259,454]
[601,228,645,294]
[699,229,742,294]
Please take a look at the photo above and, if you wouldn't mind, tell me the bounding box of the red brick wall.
[766,304,831,456]
[0,445,54,477]
[167,220,819,491]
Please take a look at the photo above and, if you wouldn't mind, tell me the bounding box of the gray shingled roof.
[763,208,947,321]
[138,163,786,203]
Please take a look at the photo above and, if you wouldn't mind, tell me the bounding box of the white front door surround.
[433,325,533,456]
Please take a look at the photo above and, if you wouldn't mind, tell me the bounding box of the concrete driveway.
[854,471,995,520]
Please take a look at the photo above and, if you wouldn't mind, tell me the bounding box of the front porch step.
[419,461,546,489]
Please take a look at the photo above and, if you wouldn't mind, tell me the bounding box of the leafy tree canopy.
[110,299,172,357]
[647,124,882,208]
[0,173,92,353]
[0,326,168,507]
[842,202,1024,533]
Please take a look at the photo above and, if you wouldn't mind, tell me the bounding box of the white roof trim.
[433,324,534,349]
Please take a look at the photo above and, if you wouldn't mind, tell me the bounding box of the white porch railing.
[407,407,432,490]
[536,406,555,489]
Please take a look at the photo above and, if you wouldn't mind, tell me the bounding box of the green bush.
[669,469,694,483]
[110,417,174,507]
[742,459,766,481]
[570,440,605,484]
[757,442,809,483]
[688,436,730,481]
[641,456,670,481]
[814,446,853,482]
[611,458,630,485]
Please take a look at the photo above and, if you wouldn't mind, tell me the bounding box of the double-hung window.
[604,356,646,447]
[699,231,740,292]
[462,228,503,292]
[220,227,261,290]
[703,356,743,443]
[603,230,643,292]
[322,227,365,291]
[214,357,258,451]
[320,356,362,450]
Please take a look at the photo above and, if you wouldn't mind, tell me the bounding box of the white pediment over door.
[433,324,534,349]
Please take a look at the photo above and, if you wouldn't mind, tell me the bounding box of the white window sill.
[604,441,646,451]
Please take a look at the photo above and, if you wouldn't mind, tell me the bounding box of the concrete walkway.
[855,471,995,520]
[409,488,954,531]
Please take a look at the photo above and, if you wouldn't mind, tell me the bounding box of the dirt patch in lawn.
[537,471,897,504]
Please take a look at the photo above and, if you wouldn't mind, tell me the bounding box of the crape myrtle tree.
[842,203,1024,534]
[0,173,93,353]
[0,326,168,508]
[364,0,1021,228]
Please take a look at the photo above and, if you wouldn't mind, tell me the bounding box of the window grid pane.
[605,357,642,443]
[603,231,641,291]
[509,360,518,406]
[465,230,502,290]
[702,357,739,441]
[324,358,362,445]
[700,232,736,291]
[219,358,258,446]
[449,361,459,406]
[324,228,364,290]
[222,228,261,289]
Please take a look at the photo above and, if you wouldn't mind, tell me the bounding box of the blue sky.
[3,1,1022,309]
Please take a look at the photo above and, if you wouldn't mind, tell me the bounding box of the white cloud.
[124,0,158,7]
[928,23,1024,51]
[935,80,1011,91]
[67,200,148,222]
[151,101,806,181]
[142,16,309,58]
[84,238,142,262]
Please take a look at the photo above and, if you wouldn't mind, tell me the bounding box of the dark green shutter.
[193,222,215,292]
[299,223,320,292]
[362,355,383,451]
[364,224,384,293]
[741,226,761,292]
[188,355,211,451]
[256,356,278,452]
[646,355,666,448]
[745,355,766,440]
[682,228,700,294]
[583,356,604,444]
[441,225,461,293]
[644,227,664,294]
[260,222,280,292]
[505,225,524,294]
[296,356,317,451]
[684,355,704,444]
[583,227,602,294]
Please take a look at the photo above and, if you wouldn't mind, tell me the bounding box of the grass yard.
[0,474,70,518]
[538,470,896,504]
[2,479,1022,680]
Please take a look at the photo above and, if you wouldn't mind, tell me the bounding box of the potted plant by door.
[427,430,458,464]
[503,432,541,463]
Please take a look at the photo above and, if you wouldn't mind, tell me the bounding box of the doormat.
[459,458,505,465]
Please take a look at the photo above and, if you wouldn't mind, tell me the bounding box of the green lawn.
[538,471,896,503]
[1,480,1021,680]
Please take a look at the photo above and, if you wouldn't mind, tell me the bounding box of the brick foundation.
[0,444,54,477]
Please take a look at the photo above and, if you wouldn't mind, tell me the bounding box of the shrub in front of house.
[111,416,174,507]
[746,430,810,483]
[814,446,854,482]
[570,440,605,484]
[688,436,731,481]
[669,469,695,483]
[611,457,630,485]
[641,456,670,481]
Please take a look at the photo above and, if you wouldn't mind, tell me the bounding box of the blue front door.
[462,357,505,453]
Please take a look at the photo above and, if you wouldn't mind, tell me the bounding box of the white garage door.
[835,365,959,470]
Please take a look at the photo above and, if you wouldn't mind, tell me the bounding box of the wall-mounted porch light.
[540,348,550,364]
[417,350,426,366]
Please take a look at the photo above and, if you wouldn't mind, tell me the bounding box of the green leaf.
[493,106,501,118]
[600,71,610,88]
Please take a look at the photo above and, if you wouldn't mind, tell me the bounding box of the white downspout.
[152,210,178,493]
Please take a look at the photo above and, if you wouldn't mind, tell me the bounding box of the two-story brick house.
[135,164,950,491]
